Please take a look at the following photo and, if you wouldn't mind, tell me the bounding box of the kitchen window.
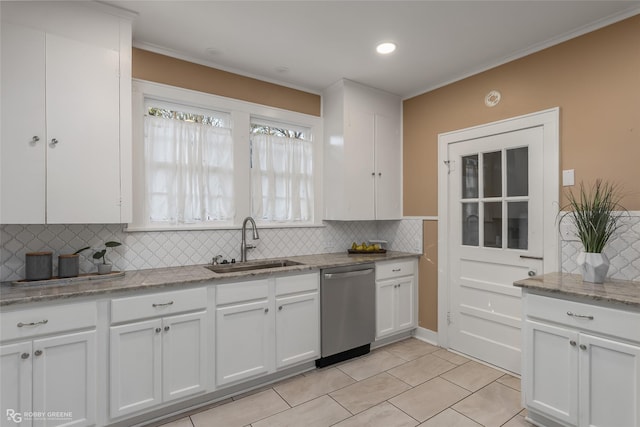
[143,99,234,226]
[250,119,314,223]
[129,80,323,231]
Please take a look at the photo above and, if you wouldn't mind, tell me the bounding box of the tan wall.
[419,220,438,330]
[132,48,321,117]
[404,15,640,331]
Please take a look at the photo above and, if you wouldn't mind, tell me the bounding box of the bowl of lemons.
[348,242,386,254]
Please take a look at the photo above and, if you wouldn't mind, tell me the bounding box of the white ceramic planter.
[97,263,113,275]
[577,252,609,284]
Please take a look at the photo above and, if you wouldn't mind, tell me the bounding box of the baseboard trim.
[413,327,439,346]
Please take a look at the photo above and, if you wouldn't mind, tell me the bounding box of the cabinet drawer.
[526,293,640,343]
[216,279,270,306]
[111,287,207,324]
[275,272,319,296]
[1,301,96,342]
[376,259,416,280]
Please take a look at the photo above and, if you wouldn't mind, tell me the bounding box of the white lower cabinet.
[216,299,272,386]
[375,259,417,340]
[215,272,320,388]
[109,289,207,418]
[275,290,320,368]
[523,292,640,427]
[1,325,96,427]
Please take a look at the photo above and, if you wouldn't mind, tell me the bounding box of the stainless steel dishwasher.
[316,263,376,367]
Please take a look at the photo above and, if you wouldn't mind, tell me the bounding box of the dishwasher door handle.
[324,269,374,280]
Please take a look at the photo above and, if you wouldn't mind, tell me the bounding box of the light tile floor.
[156,338,534,427]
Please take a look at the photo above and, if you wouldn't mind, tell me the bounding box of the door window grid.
[461,147,529,250]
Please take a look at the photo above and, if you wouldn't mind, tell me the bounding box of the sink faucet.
[240,216,260,262]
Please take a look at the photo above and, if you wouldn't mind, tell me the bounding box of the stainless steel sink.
[205,259,303,274]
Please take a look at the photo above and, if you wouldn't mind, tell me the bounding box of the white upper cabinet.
[323,79,402,220]
[0,2,133,224]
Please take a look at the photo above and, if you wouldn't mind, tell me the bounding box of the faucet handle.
[212,255,223,265]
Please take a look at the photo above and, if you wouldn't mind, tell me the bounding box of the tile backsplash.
[0,219,423,282]
[560,212,640,282]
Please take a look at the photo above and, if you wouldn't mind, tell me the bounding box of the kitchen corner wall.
[0,219,423,282]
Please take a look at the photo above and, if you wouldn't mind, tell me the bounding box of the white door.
[45,33,120,224]
[215,300,271,386]
[0,341,33,427]
[32,330,96,427]
[448,126,544,373]
[0,22,46,224]
[162,311,207,402]
[110,319,162,418]
[579,334,640,427]
[524,320,579,425]
[275,292,320,368]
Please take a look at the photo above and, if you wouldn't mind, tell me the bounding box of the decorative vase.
[58,254,80,278]
[97,263,113,275]
[577,252,609,284]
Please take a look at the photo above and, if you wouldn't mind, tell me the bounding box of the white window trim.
[129,79,323,231]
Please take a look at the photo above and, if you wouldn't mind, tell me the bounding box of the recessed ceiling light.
[376,42,396,55]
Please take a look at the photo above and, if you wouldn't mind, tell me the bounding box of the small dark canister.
[58,254,80,278]
[25,251,53,281]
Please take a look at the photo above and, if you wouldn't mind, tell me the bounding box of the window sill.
[124,222,326,233]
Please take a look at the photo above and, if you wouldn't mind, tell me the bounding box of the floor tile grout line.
[450,407,484,426]
[384,398,422,425]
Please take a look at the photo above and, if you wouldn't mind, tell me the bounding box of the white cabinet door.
[376,279,396,339]
[45,33,120,224]
[579,334,640,427]
[395,277,415,331]
[275,292,320,369]
[344,109,375,220]
[110,319,162,418]
[0,23,46,224]
[216,300,272,386]
[162,311,207,402]
[374,113,401,220]
[32,330,96,427]
[376,275,416,340]
[0,341,33,427]
[524,320,579,426]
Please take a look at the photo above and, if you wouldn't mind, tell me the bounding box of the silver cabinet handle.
[264,308,269,313]
[155,327,162,333]
[371,172,375,176]
[34,350,43,356]
[392,268,401,272]
[17,319,48,327]
[152,301,174,308]
[567,311,594,320]
[278,306,283,311]
[164,326,170,332]
[32,136,40,143]
[580,344,587,351]
[50,138,59,146]
[569,340,577,346]
[21,353,30,359]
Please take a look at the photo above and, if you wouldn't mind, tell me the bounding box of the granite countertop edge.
[514,272,640,308]
[0,251,420,307]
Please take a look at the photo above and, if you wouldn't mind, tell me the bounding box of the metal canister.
[25,251,53,281]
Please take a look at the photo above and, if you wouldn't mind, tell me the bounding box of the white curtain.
[251,134,313,222]
[144,115,234,224]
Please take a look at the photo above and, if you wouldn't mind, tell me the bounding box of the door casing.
[437,108,560,350]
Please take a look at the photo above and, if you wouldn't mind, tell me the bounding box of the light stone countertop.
[514,272,640,308]
[0,251,419,307]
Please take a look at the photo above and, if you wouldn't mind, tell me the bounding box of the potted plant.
[58,246,90,278]
[92,241,122,275]
[560,180,625,283]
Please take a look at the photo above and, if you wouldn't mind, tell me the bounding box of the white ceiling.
[104,1,640,98]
